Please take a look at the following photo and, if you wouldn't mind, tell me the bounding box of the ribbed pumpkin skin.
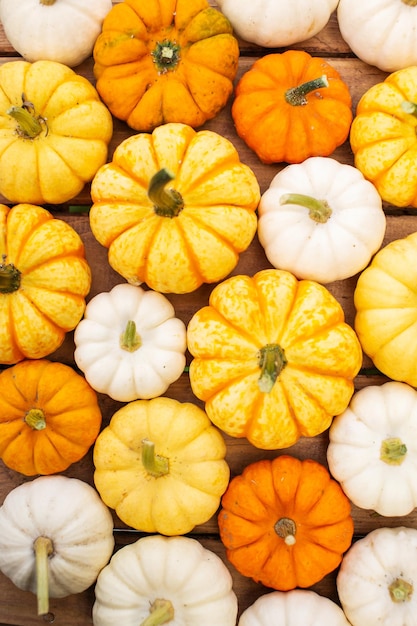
[0,360,102,476]
[232,50,352,164]
[0,204,91,364]
[93,0,239,131]
[218,455,354,591]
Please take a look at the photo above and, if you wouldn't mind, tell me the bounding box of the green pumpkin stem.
[401,101,417,117]
[280,192,332,223]
[0,257,21,293]
[120,320,142,352]
[7,97,47,139]
[140,599,175,626]
[152,40,181,73]
[380,437,407,465]
[142,439,169,477]
[285,75,329,106]
[258,344,287,392]
[34,536,53,616]
[25,409,47,431]
[148,169,184,218]
[388,578,413,602]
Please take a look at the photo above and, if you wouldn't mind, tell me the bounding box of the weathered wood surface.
[1,4,416,626]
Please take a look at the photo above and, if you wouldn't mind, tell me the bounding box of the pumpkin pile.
[2,0,417,625]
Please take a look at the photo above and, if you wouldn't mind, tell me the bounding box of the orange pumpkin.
[0,359,102,476]
[218,455,354,591]
[231,50,353,164]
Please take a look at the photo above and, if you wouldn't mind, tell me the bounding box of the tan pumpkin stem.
[280,193,332,223]
[148,169,184,218]
[7,97,47,139]
[274,517,297,545]
[401,101,417,117]
[141,599,175,626]
[40,0,56,4]
[34,536,53,616]
[120,320,142,352]
[0,257,21,293]
[388,578,413,602]
[402,0,417,6]
[25,409,47,431]
[142,439,169,477]
[285,75,329,106]
[380,437,407,465]
[258,344,287,392]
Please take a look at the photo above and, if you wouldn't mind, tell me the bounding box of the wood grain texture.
[0,4,416,625]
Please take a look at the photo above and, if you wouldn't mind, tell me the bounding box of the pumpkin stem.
[7,95,48,139]
[148,169,184,218]
[25,408,47,431]
[258,343,287,392]
[285,75,329,106]
[388,578,413,602]
[152,40,181,73]
[141,598,175,626]
[40,0,56,4]
[280,192,332,223]
[34,536,53,616]
[401,101,417,117]
[401,0,417,6]
[380,437,407,465]
[120,320,142,352]
[274,517,297,545]
[0,256,21,293]
[142,439,169,477]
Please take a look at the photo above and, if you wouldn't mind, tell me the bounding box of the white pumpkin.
[239,589,351,626]
[337,526,417,626]
[0,0,112,68]
[74,283,187,402]
[93,534,238,626]
[0,476,114,616]
[257,157,386,284]
[216,0,339,47]
[337,0,417,72]
[327,381,417,517]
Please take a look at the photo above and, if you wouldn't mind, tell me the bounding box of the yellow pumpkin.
[0,59,113,204]
[0,203,91,364]
[89,122,260,294]
[187,269,362,449]
[93,0,239,131]
[93,397,230,535]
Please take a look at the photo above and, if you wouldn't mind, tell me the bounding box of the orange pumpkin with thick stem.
[231,50,353,164]
[0,359,102,476]
[218,455,354,591]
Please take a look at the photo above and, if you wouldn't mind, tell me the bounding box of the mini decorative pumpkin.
[187,269,362,449]
[231,50,352,164]
[218,455,354,591]
[93,397,230,535]
[328,381,417,516]
[258,157,386,283]
[238,589,352,626]
[216,0,338,47]
[89,123,259,294]
[0,60,113,204]
[0,0,112,68]
[0,359,102,476]
[0,203,91,364]
[0,476,114,616]
[338,0,417,72]
[93,535,238,626]
[74,283,187,402]
[93,0,239,131]
[350,66,417,208]
[337,526,417,626]
[354,231,417,386]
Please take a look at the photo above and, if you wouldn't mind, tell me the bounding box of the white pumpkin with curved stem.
[328,381,417,517]
[216,0,338,47]
[239,589,351,626]
[74,283,187,402]
[257,157,386,284]
[0,476,114,617]
[0,0,112,67]
[93,534,238,626]
[337,526,417,626]
[338,0,417,72]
